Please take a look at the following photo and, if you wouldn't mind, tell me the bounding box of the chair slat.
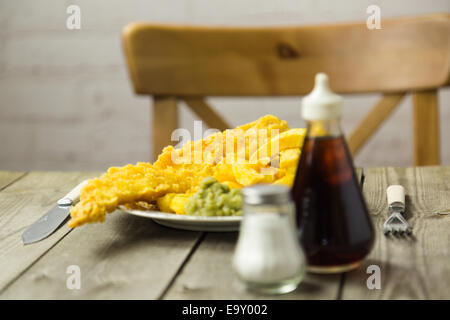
[123,14,449,96]
[347,93,405,156]
[183,98,230,131]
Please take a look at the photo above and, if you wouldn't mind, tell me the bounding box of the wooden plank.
[0,172,98,294]
[122,14,450,96]
[163,232,342,300]
[341,166,450,299]
[0,171,26,190]
[412,90,441,166]
[163,170,364,300]
[347,93,405,156]
[152,96,178,162]
[184,97,231,131]
[0,197,202,299]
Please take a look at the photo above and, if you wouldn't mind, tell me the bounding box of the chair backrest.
[122,13,449,96]
[122,14,449,165]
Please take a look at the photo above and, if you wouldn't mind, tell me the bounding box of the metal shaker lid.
[242,184,292,205]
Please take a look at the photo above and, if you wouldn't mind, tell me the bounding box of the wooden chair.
[122,14,450,165]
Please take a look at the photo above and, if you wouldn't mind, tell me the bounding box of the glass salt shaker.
[232,185,306,294]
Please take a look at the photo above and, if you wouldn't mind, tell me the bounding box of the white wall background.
[0,0,449,170]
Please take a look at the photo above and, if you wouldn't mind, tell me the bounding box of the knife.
[22,180,89,245]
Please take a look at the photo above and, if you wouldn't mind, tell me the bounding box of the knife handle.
[387,185,405,206]
[57,180,89,206]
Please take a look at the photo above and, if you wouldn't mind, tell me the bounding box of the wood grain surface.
[183,97,231,131]
[412,90,441,165]
[0,172,26,190]
[1,211,203,299]
[0,168,448,299]
[341,167,450,299]
[163,169,364,299]
[0,172,98,293]
[152,96,179,162]
[122,14,449,96]
[163,232,341,300]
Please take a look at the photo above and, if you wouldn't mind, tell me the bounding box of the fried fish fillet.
[69,162,214,227]
[69,115,299,227]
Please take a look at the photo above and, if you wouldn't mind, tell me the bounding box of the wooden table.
[0,167,449,300]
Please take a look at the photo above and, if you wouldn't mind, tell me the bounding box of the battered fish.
[69,115,300,227]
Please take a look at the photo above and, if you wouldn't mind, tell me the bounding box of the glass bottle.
[292,73,375,273]
[233,185,306,294]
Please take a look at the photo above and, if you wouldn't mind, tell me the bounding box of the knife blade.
[22,180,89,245]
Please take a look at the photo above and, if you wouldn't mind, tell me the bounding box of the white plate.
[119,205,242,232]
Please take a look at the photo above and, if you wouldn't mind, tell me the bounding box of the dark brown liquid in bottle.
[292,135,374,273]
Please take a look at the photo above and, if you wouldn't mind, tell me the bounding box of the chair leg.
[412,90,440,166]
[152,96,178,162]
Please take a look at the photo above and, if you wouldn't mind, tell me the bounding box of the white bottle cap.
[301,73,343,120]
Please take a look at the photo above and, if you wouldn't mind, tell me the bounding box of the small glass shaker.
[232,185,306,294]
